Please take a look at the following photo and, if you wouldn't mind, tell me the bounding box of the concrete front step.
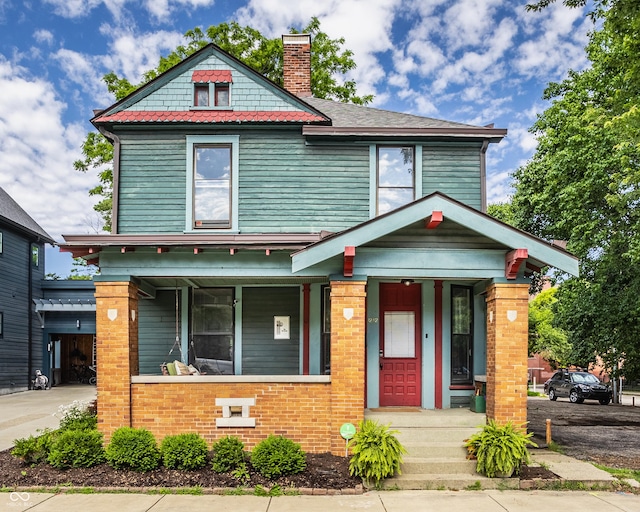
[363,409,489,490]
[366,409,485,428]
[381,472,519,491]
[401,457,477,474]
[401,442,468,458]
[395,426,480,443]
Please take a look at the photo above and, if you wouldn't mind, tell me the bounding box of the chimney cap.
[282,33,311,45]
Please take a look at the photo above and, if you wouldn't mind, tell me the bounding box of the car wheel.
[569,390,580,403]
[599,398,610,405]
[549,388,557,401]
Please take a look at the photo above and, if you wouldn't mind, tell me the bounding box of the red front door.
[379,283,422,407]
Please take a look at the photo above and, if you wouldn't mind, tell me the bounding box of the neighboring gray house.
[0,187,54,394]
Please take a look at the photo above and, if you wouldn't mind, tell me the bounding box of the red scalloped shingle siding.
[191,70,233,82]
[95,110,327,123]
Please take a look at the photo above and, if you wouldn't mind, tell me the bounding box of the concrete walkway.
[3,490,640,512]
[0,384,97,450]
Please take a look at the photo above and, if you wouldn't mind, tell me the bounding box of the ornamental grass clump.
[160,433,209,470]
[464,419,537,478]
[348,419,407,488]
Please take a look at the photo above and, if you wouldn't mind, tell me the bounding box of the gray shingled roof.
[303,97,479,129]
[0,186,54,243]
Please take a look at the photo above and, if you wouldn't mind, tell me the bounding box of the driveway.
[528,395,640,469]
[0,384,97,451]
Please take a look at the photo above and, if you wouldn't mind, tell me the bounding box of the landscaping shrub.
[211,436,245,473]
[250,435,306,479]
[105,427,161,471]
[348,419,407,488]
[11,428,58,464]
[57,400,97,431]
[47,429,105,468]
[160,433,208,470]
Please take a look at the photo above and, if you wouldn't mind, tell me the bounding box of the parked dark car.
[545,370,612,405]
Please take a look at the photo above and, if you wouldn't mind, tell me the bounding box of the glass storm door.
[379,283,422,406]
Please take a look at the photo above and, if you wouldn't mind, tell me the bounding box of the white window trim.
[185,135,239,233]
[369,144,422,219]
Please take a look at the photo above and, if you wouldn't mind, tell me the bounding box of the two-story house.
[61,35,578,454]
[0,186,55,394]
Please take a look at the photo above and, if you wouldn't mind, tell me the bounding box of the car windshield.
[571,373,600,384]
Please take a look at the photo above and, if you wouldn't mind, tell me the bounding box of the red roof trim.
[192,70,233,83]
[94,110,327,123]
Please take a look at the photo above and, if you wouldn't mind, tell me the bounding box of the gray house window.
[32,245,39,267]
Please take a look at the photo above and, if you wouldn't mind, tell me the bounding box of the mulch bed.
[0,449,362,493]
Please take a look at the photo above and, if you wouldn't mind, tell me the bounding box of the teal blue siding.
[238,132,370,232]
[241,287,300,375]
[132,54,310,113]
[118,134,187,233]
[116,130,371,234]
[422,144,482,209]
[138,291,179,374]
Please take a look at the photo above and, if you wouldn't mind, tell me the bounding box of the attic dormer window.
[192,70,232,108]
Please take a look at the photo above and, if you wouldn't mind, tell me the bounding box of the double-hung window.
[187,136,239,231]
[376,146,415,215]
[192,70,232,108]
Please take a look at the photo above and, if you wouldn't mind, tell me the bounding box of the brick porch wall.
[131,382,332,452]
[485,282,529,428]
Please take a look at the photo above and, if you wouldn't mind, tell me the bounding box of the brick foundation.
[485,283,529,428]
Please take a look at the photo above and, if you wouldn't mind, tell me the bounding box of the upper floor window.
[186,135,239,231]
[0,231,3,254]
[193,83,231,107]
[193,145,232,228]
[377,146,415,215]
[191,70,233,108]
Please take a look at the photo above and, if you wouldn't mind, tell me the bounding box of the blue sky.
[0,0,594,277]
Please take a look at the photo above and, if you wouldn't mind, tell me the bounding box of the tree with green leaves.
[511,0,640,380]
[76,18,371,231]
[528,288,571,367]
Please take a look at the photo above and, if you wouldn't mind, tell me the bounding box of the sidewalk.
[4,490,640,512]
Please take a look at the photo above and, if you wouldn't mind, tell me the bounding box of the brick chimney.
[282,34,312,97]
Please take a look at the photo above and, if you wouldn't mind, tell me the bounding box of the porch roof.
[291,193,579,278]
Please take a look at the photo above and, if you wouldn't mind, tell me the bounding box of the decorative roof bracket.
[425,211,443,229]
[344,246,355,277]
[505,248,528,279]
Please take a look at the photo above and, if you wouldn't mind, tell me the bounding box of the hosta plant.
[348,419,407,488]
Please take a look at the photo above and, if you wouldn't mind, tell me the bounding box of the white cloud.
[235,0,401,98]
[42,0,102,18]
[100,27,185,84]
[514,2,591,80]
[33,29,55,45]
[0,57,99,240]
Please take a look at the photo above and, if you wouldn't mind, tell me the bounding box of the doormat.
[368,407,423,412]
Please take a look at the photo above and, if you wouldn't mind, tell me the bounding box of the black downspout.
[27,241,33,389]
